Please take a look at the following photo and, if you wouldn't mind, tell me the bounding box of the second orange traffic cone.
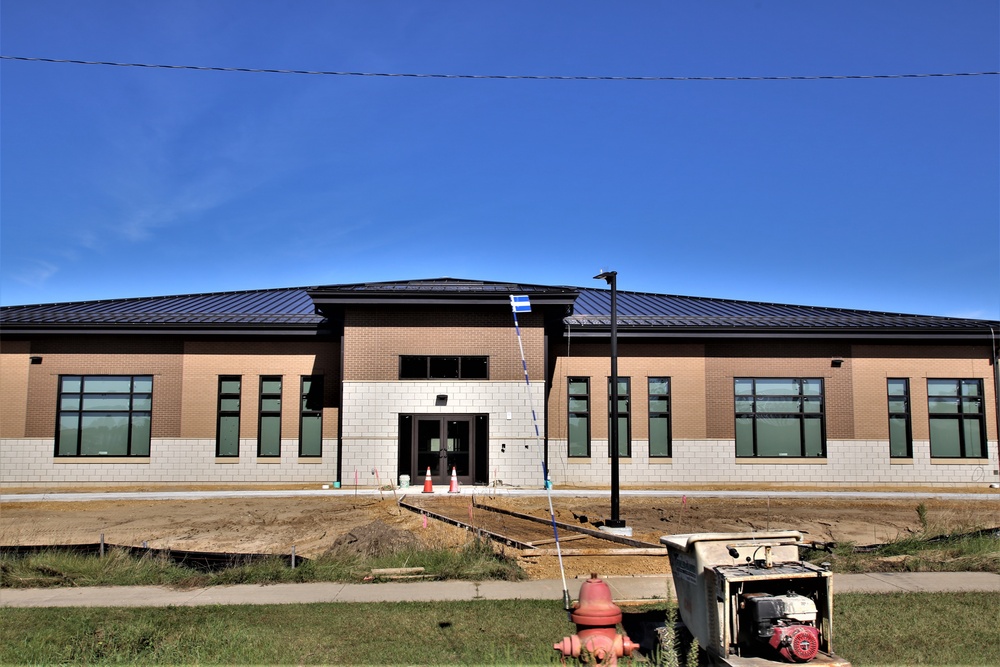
[448,466,459,493]
[421,467,434,493]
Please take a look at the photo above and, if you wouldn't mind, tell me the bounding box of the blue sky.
[2,1,998,319]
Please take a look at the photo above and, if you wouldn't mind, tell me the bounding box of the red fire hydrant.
[553,574,638,665]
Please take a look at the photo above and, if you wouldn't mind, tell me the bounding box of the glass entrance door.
[444,418,470,480]
[414,416,472,484]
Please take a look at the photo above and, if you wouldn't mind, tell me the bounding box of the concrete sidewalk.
[4,488,999,502]
[2,572,998,608]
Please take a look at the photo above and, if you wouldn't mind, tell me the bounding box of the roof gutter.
[563,327,1000,342]
[0,324,333,336]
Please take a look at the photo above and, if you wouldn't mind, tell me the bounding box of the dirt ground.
[2,491,998,580]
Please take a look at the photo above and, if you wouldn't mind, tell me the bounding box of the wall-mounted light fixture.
[831,359,844,368]
[435,394,448,406]
[29,356,42,365]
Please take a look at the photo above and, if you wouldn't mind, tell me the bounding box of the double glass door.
[415,416,471,484]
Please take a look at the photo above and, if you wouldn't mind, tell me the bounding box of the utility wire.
[2,55,997,81]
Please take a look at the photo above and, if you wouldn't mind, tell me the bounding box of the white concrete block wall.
[0,438,339,488]
[3,435,995,488]
[341,381,546,487]
[544,439,999,488]
[4,432,995,490]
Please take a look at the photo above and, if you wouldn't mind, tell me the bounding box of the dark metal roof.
[307,277,579,308]
[2,279,996,340]
[315,277,573,294]
[0,287,323,333]
[568,288,1000,339]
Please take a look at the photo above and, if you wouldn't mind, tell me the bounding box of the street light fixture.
[594,270,626,531]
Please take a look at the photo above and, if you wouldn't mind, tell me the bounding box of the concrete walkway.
[2,572,998,608]
[4,487,999,503]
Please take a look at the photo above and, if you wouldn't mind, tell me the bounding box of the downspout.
[337,331,344,486]
[544,331,549,475]
[992,327,1000,488]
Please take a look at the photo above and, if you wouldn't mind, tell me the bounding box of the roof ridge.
[309,276,578,291]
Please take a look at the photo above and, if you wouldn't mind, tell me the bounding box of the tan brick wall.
[851,344,997,441]
[704,341,854,439]
[181,340,340,441]
[0,339,31,438]
[550,340,996,446]
[10,336,342,444]
[22,337,185,438]
[343,306,542,381]
[549,342,706,440]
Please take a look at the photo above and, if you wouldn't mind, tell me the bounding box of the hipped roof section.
[1,277,997,340]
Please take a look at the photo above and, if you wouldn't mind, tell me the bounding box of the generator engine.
[742,592,820,663]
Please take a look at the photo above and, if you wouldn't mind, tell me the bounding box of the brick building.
[2,277,998,489]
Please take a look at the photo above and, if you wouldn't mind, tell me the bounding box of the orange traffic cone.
[448,466,459,493]
[421,467,434,493]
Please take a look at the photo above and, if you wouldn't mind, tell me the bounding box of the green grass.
[0,599,574,665]
[0,538,525,589]
[1,593,997,665]
[835,592,1000,666]
[805,530,1000,574]
[803,502,1000,574]
[8,529,995,589]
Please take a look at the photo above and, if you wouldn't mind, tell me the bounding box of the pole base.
[599,521,632,537]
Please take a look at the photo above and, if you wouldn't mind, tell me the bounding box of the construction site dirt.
[2,491,998,581]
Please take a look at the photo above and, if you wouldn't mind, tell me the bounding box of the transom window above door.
[399,356,488,380]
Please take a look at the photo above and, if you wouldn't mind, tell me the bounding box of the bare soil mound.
[328,520,419,558]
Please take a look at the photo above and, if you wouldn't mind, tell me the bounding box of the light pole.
[594,270,626,530]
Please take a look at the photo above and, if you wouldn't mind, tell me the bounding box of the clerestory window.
[399,356,488,380]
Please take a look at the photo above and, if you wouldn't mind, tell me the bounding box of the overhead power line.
[2,55,997,81]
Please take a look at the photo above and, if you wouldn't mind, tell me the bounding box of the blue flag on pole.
[510,295,531,313]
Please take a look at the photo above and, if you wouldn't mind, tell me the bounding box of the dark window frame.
[608,376,631,458]
[258,375,282,457]
[887,378,912,458]
[398,355,489,380]
[299,375,323,457]
[567,377,591,458]
[216,375,241,457]
[927,378,987,459]
[734,377,826,458]
[648,377,672,458]
[55,375,153,457]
